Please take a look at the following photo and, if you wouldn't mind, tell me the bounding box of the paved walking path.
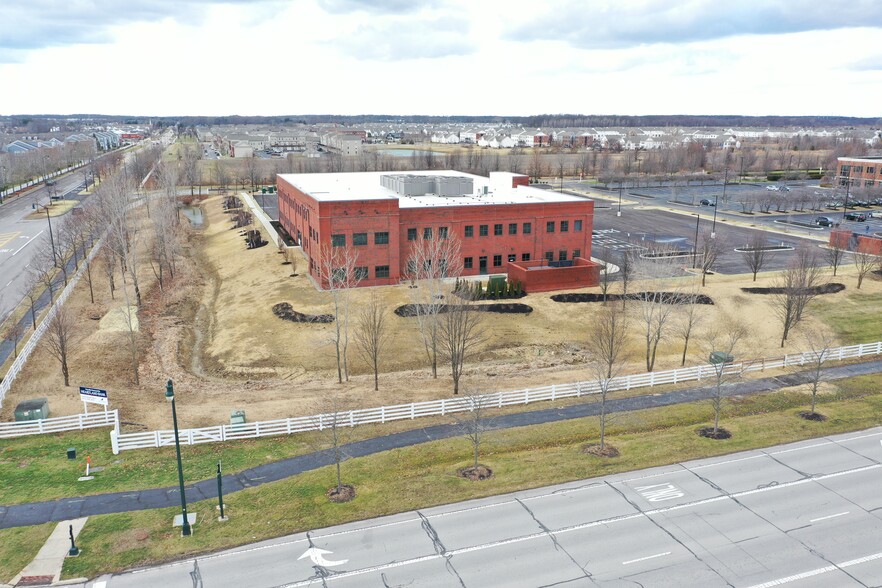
[6,517,88,587]
[1,359,880,530]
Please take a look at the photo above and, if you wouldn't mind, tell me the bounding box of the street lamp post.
[712,168,727,238]
[692,214,701,269]
[38,201,59,267]
[841,168,852,223]
[165,379,192,537]
[617,183,623,217]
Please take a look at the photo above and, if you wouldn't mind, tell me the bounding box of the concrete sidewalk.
[6,518,88,587]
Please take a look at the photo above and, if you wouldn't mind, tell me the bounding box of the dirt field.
[4,194,879,431]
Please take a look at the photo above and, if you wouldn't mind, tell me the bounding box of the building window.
[464,225,474,237]
[508,254,516,262]
[545,251,553,262]
[546,221,555,233]
[479,225,489,236]
[521,253,531,261]
[574,220,583,232]
[406,260,416,275]
[353,233,368,246]
[407,228,417,241]
[493,254,502,267]
[374,265,389,278]
[354,266,369,280]
[559,250,567,261]
[573,249,581,259]
[331,267,347,282]
[493,224,503,236]
[331,234,346,247]
[439,226,449,239]
[464,257,473,269]
[424,227,433,240]
[867,167,876,174]
[374,231,389,245]
[866,180,875,187]
[560,220,569,233]
[508,223,517,235]
[523,222,532,234]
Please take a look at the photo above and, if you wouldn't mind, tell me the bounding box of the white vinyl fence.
[111,340,882,453]
[0,237,104,408]
[0,409,118,439]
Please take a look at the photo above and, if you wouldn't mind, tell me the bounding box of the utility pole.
[712,168,727,238]
[692,214,700,269]
[165,380,192,537]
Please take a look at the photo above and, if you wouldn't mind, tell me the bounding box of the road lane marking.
[0,231,20,248]
[745,550,882,588]
[809,511,849,523]
[11,230,42,256]
[622,551,670,565]
[635,483,685,502]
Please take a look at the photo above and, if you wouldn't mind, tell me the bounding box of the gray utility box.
[14,398,49,421]
[709,352,735,365]
[230,410,246,426]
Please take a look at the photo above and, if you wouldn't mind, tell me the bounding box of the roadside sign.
[79,386,108,410]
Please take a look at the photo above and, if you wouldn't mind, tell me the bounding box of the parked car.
[844,211,868,222]
[815,216,834,227]
[766,185,780,191]
[699,198,715,206]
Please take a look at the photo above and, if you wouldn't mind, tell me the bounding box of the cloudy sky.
[1,0,880,117]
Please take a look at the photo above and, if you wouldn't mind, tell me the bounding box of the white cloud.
[0,0,880,117]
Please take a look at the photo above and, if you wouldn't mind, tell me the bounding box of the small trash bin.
[67,448,77,460]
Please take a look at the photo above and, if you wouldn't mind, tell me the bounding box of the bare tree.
[353,290,390,391]
[824,242,846,277]
[799,329,835,419]
[743,232,768,282]
[597,248,614,303]
[677,281,703,366]
[310,393,356,501]
[696,231,724,287]
[318,244,362,383]
[635,246,680,371]
[772,247,823,346]
[406,232,464,378]
[3,322,25,359]
[585,304,629,454]
[180,144,200,197]
[852,250,877,289]
[44,305,78,386]
[702,323,748,438]
[618,248,636,308]
[454,388,494,477]
[439,290,484,395]
[20,268,44,329]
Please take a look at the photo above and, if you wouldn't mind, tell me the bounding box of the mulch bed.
[797,410,828,422]
[395,303,533,317]
[458,465,493,481]
[741,283,845,296]
[552,292,714,305]
[272,302,334,323]
[327,484,356,502]
[581,444,620,457]
[697,426,731,439]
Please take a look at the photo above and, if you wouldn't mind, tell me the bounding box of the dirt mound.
[395,303,533,317]
[797,410,828,421]
[581,444,620,457]
[272,302,334,323]
[327,484,356,503]
[458,465,493,481]
[697,426,731,439]
[740,283,845,296]
[552,292,714,305]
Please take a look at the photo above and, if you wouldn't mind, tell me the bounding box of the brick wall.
[508,257,601,293]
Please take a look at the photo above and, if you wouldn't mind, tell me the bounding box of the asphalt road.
[0,172,88,323]
[85,426,882,588]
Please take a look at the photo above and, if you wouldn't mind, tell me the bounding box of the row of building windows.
[341,265,391,279]
[332,232,390,247]
[463,250,582,269]
[462,220,582,237]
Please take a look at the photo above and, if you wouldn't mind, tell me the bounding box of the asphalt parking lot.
[591,207,824,275]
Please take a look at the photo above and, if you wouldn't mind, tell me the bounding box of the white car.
[870,211,882,219]
[766,185,779,191]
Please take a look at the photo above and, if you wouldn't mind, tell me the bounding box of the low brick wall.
[507,257,601,293]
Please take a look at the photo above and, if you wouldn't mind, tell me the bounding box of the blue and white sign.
[79,386,108,407]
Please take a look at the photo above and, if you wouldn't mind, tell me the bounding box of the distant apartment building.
[320,133,363,156]
[277,170,600,292]
[837,156,882,189]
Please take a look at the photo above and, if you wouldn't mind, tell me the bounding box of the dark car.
[45,179,56,186]
[699,198,715,206]
[844,211,868,222]
[815,216,834,227]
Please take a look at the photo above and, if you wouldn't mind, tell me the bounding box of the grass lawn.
[0,523,55,584]
[815,289,882,342]
[60,375,882,580]
[23,199,78,219]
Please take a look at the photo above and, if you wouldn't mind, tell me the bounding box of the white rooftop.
[278,171,590,208]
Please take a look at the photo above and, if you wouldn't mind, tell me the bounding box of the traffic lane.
[510,481,639,531]
[790,512,882,569]
[686,452,804,495]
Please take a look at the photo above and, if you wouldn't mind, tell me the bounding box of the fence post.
[440,400,445,417]
[381,405,386,423]
[78,414,84,430]
[110,429,119,455]
[551,384,556,401]
[410,404,415,419]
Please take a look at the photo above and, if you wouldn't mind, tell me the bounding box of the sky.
[1,0,881,118]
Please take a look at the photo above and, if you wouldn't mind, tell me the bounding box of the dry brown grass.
[4,194,880,431]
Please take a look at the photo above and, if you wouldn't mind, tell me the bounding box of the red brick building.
[836,156,882,190]
[277,171,600,291]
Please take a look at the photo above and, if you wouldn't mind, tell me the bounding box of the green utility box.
[14,398,49,421]
[230,410,246,426]
[67,448,77,460]
[709,352,735,365]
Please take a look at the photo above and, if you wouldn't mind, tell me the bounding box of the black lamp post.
[841,168,852,222]
[39,201,58,267]
[617,183,623,217]
[712,168,727,238]
[692,214,701,269]
[166,379,192,537]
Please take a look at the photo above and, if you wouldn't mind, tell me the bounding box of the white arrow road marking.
[299,547,348,567]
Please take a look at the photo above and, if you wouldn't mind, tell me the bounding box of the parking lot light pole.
[712,168,727,238]
[617,184,623,217]
[692,214,700,269]
[841,170,852,223]
[166,380,192,537]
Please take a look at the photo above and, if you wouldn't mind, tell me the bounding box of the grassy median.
[59,375,882,580]
[0,523,55,584]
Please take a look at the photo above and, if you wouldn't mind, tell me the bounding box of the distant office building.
[837,156,882,189]
[277,170,600,292]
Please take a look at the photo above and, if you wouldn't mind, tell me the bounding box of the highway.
[88,427,882,587]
